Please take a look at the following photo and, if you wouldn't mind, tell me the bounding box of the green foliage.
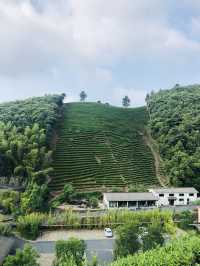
[111,187,123,192]
[0,223,12,236]
[88,196,99,208]
[20,183,49,214]
[56,238,86,266]
[0,94,64,184]
[0,190,20,214]
[122,96,131,107]
[147,85,200,189]
[114,222,141,259]
[54,254,77,266]
[175,210,196,230]
[111,236,200,266]
[45,209,175,232]
[50,102,157,192]
[128,184,147,192]
[3,244,39,266]
[0,94,64,213]
[0,94,64,132]
[17,212,45,240]
[191,199,200,205]
[0,122,53,185]
[142,222,164,251]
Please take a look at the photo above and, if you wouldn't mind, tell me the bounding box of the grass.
[49,102,157,192]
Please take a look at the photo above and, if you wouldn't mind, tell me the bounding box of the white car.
[104,228,113,238]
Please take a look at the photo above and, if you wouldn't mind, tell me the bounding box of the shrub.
[111,236,200,266]
[20,183,49,214]
[114,222,141,259]
[53,254,77,266]
[17,213,45,240]
[88,197,99,208]
[142,222,164,251]
[56,238,86,266]
[191,199,200,205]
[175,210,196,230]
[3,244,39,266]
[0,223,12,236]
[0,190,20,214]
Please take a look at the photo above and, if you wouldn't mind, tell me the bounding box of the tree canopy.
[80,91,87,102]
[122,96,131,107]
[147,85,200,190]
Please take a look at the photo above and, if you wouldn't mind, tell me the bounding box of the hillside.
[0,94,64,185]
[147,84,200,190]
[49,102,157,192]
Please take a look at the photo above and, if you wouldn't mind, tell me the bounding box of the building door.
[169,199,174,206]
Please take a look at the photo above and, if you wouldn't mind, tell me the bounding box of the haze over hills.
[49,102,158,192]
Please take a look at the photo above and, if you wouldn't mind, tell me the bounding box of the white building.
[103,192,157,209]
[149,187,198,206]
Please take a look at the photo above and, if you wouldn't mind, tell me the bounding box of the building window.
[128,201,136,207]
[189,193,194,197]
[169,193,174,196]
[118,201,127,208]
[109,201,118,208]
[179,199,184,202]
[159,193,164,197]
[179,193,184,196]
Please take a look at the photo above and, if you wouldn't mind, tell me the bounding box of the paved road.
[31,239,114,264]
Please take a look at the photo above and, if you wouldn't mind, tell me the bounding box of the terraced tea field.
[49,103,158,192]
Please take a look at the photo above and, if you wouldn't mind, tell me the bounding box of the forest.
[0,94,65,214]
[147,84,200,190]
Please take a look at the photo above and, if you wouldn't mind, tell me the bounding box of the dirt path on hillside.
[143,130,169,187]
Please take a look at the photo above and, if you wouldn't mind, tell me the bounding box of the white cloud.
[0,0,199,77]
[0,0,200,106]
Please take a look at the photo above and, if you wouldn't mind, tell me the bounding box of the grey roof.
[103,192,157,201]
[150,187,198,193]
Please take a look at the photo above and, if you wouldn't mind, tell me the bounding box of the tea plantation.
[49,102,158,192]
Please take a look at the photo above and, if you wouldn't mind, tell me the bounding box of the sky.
[1,0,200,106]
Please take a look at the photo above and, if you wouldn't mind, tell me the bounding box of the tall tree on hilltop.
[122,96,131,107]
[80,90,87,102]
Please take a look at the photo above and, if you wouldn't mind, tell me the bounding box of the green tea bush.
[111,236,200,266]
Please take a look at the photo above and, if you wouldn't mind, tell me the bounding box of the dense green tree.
[147,85,200,190]
[0,94,64,214]
[20,183,49,214]
[122,96,130,107]
[88,196,98,208]
[114,222,141,259]
[142,222,164,251]
[3,244,39,266]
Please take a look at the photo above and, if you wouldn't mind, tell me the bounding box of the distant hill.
[49,102,157,192]
[147,84,200,190]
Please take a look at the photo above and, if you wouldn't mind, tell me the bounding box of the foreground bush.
[3,244,39,266]
[114,222,141,258]
[17,212,45,240]
[0,223,12,236]
[111,236,200,266]
[55,238,86,266]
